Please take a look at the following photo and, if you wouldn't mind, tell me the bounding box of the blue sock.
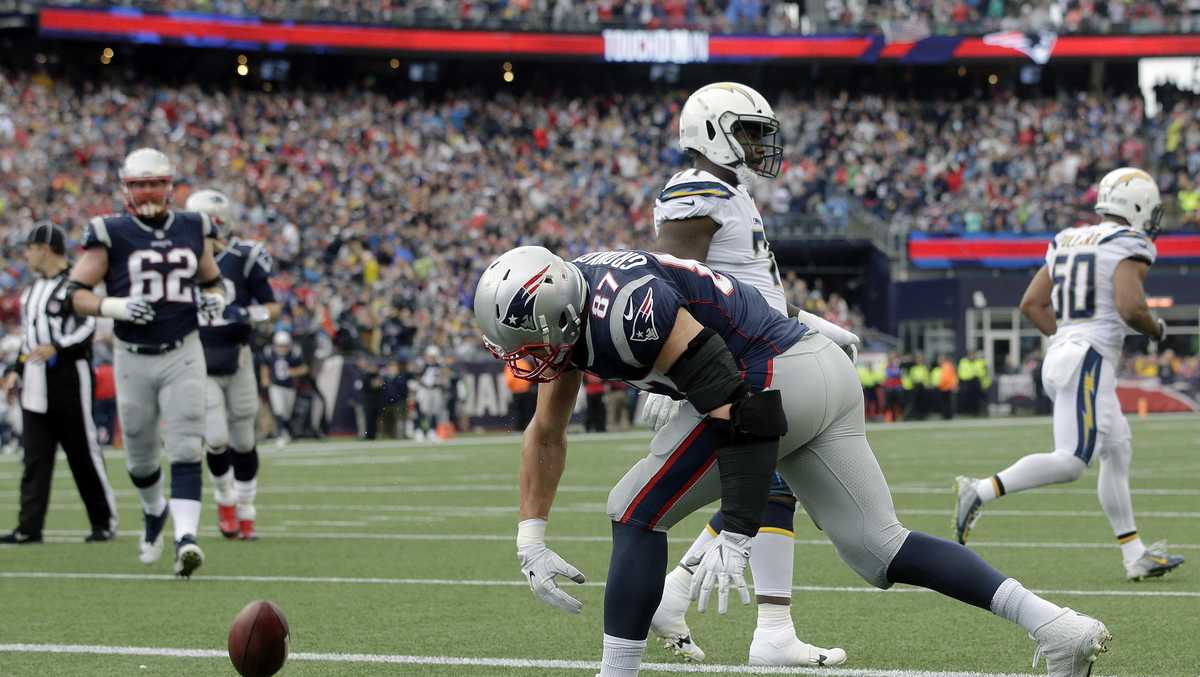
[761,498,795,532]
[605,521,667,640]
[169,462,203,501]
[886,531,1006,609]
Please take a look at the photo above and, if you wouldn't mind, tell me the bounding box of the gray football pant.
[607,333,910,589]
[114,331,206,478]
[205,345,259,453]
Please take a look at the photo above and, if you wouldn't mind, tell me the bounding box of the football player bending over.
[475,245,1109,677]
[187,189,279,542]
[955,168,1184,581]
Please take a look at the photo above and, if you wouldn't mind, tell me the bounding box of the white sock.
[599,634,646,677]
[681,523,719,564]
[134,475,167,517]
[235,478,258,521]
[990,578,1063,635]
[212,469,234,506]
[1118,533,1145,563]
[170,498,201,543]
[994,452,1085,497]
[749,530,795,598]
[756,602,794,636]
[973,476,1000,503]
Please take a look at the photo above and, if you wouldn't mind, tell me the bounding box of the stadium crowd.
[54,0,1200,35]
[1,66,1197,436]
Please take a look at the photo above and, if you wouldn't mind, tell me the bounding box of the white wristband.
[517,518,547,548]
[99,297,127,321]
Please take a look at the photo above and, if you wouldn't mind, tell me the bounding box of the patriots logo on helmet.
[500,264,551,333]
[627,288,659,343]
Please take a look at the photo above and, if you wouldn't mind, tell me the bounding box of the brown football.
[228,600,290,677]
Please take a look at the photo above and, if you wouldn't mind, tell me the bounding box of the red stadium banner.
[908,233,1200,268]
[39,7,1200,62]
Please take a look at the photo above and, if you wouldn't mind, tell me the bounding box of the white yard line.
[28,527,1200,551]
[0,643,1073,676]
[0,571,1194,599]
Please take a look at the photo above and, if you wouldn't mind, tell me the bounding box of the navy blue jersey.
[570,250,808,396]
[264,345,304,388]
[84,210,214,345]
[199,240,276,376]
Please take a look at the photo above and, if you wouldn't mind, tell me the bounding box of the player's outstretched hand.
[199,292,226,321]
[100,297,155,324]
[684,531,752,614]
[640,393,682,431]
[518,541,587,614]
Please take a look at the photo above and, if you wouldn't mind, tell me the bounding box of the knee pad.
[231,448,259,482]
[128,466,162,488]
[165,433,204,465]
[204,426,230,454]
[1050,451,1088,482]
[1100,438,1132,470]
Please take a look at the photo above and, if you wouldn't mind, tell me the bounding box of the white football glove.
[795,309,860,362]
[640,393,682,431]
[198,292,226,321]
[1154,317,1168,342]
[684,531,752,614]
[517,519,587,614]
[247,304,272,323]
[99,297,155,325]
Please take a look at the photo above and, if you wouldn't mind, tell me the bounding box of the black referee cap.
[26,221,66,255]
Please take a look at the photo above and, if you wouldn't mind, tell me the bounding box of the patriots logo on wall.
[982,31,1057,65]
[626,288,658,342]
[500,264,551,332]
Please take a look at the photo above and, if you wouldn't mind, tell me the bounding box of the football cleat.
[174,536,204,578]
[649,583,705,662]
[218,505,239,539]
[953,475,984,545]
[139,506,170,564]
[748,632,847,667]
[1030,608,1109,677]
[1125,541,1184,581]
[84,529,115,543]
[0,529,42,545]
[238,519,258,541]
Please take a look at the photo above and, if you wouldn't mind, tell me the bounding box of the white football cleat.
[749,631,847,667]
[174,536,204,579]
[1030,608,1110,677]
[953,475,984,545]
[138,506,169,565]
[649,579,705,662]
[1124,540,1185,581]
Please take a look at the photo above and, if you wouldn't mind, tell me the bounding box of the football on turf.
[228,600,290,677]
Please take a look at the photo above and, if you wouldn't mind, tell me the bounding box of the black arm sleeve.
[666,328,789,537]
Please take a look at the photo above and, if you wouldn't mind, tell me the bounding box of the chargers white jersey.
[1045,221,1157,360]
[653,169,786,316]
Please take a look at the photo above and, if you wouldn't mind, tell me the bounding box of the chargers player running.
[955,168,1185,581]
[187,189,278,542]
[643,82,855,666]
[53,148,226,577]
[476,245,1110,677]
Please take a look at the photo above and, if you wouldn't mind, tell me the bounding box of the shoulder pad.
[1097,228,1148,246]
[658,181,735,203]
[84,216,113,248]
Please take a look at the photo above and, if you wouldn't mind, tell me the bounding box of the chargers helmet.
[678,82,782,184]
[119,148,173,219]
[186,189,235,240]
[473,246,588,383]
[1095,167,1163,239]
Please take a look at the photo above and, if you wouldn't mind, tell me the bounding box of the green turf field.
[1,415,1197,676]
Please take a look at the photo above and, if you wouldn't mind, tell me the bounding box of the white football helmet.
[186,188,235,240]
[473,246,588,383]
[119,148,174,219]
[678,82,782,184]
[1095,167,1163,239]
[273,331,292,348]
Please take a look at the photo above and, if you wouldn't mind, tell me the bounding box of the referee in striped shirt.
[0,223,116,544]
